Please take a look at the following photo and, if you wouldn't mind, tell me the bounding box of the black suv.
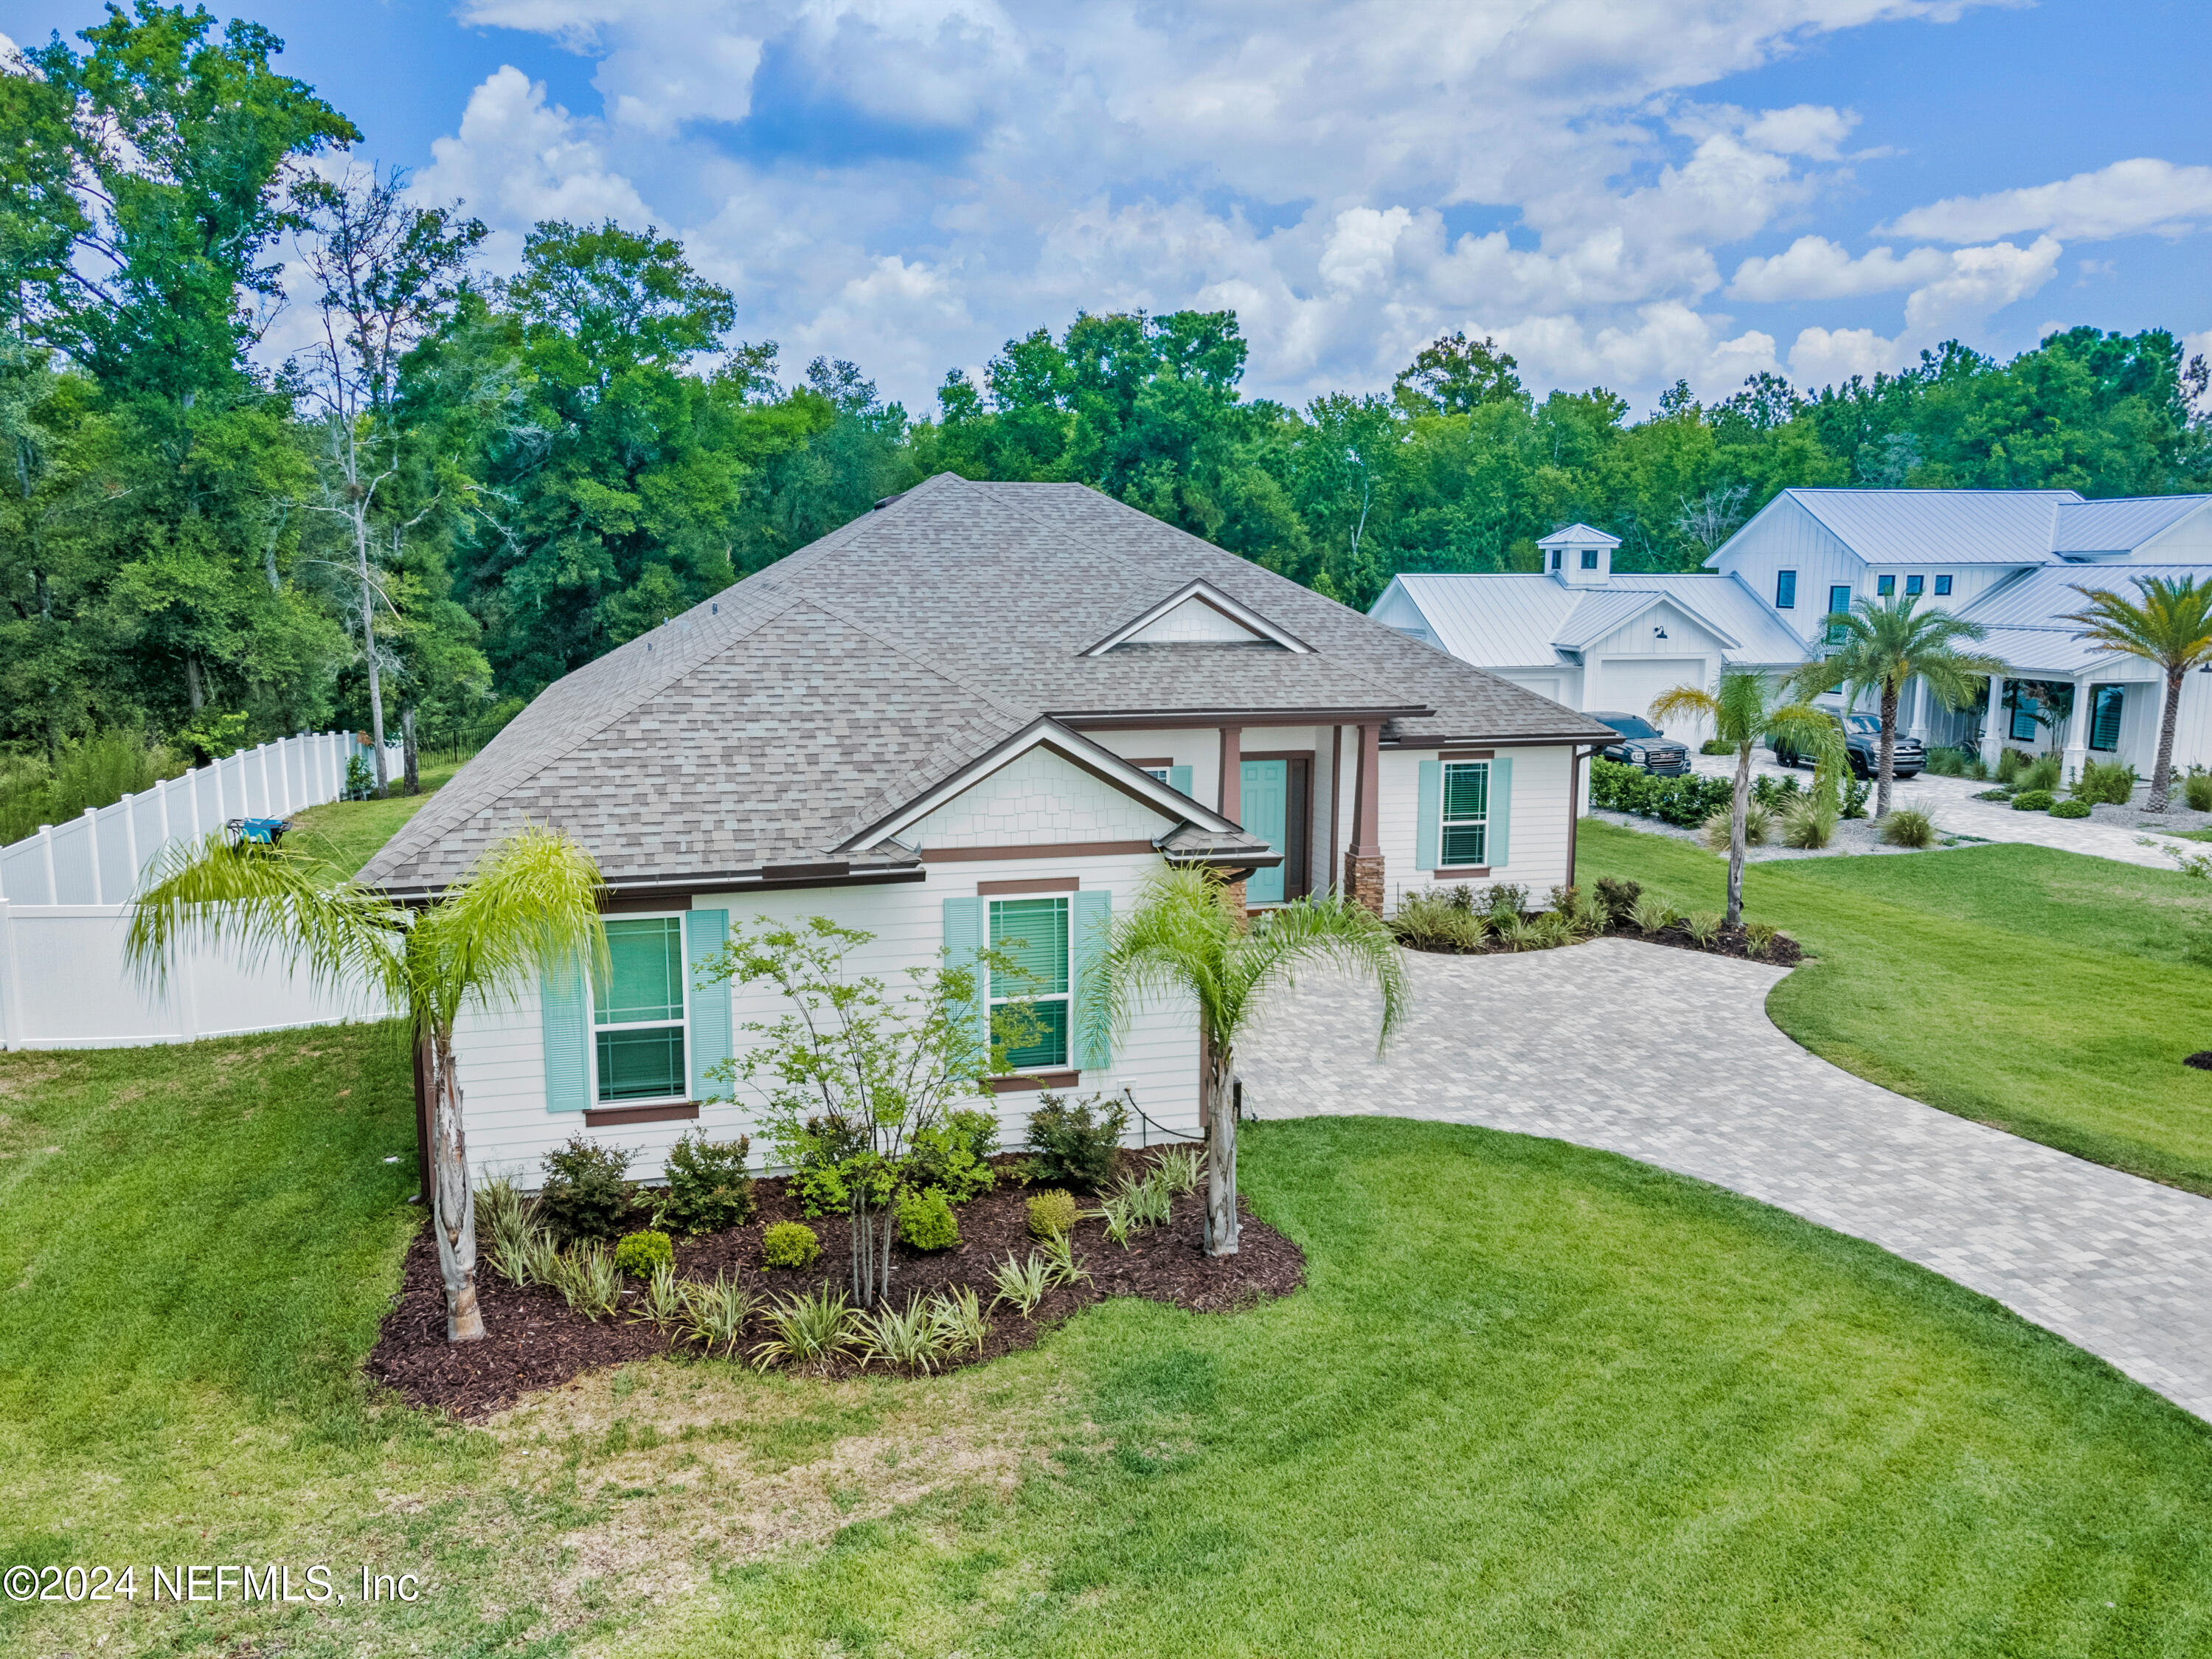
[1772,712,1924,779]
[1591,712,1691,775]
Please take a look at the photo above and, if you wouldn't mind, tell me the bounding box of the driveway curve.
[1240,938,2212,1421]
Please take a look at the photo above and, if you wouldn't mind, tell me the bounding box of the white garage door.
[1590,657,1712,741]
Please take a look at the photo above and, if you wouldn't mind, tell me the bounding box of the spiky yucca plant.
[1095,867,1407,1256]
[126,823,606,1342]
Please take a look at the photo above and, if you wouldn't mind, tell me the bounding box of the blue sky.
[6,1,2208,415]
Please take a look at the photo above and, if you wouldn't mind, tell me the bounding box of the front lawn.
[284,750,472,882]
[1579,819,2212,1194]
[7,1030,2212,1655]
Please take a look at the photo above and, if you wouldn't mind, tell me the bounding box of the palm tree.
[1649,671,1837,929]
[126,824,606,1342]
[2062,575,2212,811]
[1095,867,1407,1256]
[1795,594,2006,817]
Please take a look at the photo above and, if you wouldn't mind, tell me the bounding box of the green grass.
[1580,819,2212,1193]
[285,750,471,882]
[7,1031,2212,1655]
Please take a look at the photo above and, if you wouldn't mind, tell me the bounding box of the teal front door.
[1241,758,1288,904]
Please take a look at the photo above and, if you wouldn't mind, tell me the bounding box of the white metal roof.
[1537,522,1621,548]
[1781,488,2081,566]
[1386,572,1801,669]
[2050,496,2212,554]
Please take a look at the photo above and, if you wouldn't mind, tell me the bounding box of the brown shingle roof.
[359,474,1611,892]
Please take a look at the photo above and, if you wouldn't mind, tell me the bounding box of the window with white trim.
[592,915,688,1102]
[989,897,1069,1071]
[1140,765,1170,783]
[1440,761,1490,867]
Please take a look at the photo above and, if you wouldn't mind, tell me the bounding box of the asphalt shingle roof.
[361,475,1611,893]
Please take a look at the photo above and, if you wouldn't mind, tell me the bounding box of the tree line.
[6,6,2208,797]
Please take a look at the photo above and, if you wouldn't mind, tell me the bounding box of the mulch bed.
[2184,1052,2212,1073]
[1399,918,1803,966]
[366,1149,1303,1420]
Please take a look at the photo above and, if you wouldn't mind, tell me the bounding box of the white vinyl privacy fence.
[0,731,401,1050]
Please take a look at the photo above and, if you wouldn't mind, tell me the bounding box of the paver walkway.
[1688,752,2198,870]
[1241,938,2212,1421]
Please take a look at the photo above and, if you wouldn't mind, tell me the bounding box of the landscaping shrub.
[2011,789,2056,812]
[2020,753,2063,794]
[676,1270,759,1357]
[1750,773,1802,811]
[1924,746,1971,777]
[761,1220,823,1269]
[1778,796,1837,849]
[1593,876,1642,928]
[657,1132,754,1235]
[537,1135,637,1242]
[634,1261,687,1329]
[1026,1092,1127,1191]
[1974,787,2014,802]
[2050,798,2093,819]
[1699,803,1770,850]
[548,1244,623,1319]
[1996,747,2029,785]
[1743,921,1781,959]
[751,1286,859,1371]
[990,1250,1050,1316]
[856,1295,951,1373]
[907,1109,998,1204]
[613,1228,674,1278]
[1039,1230,1091,1287]
[1546,884,1608,936]
[1699,738,1734,755]
[1388,890,1485,951]
[2187,769,2212,812]
[1479,881,1528,921]
[928,1286,991,1355]
[2072,759,2138,806]
[1684,910,1724,947]
[1588,757,1732,827]
[1630,892,1683,935]
[1880,808,1937,848]
[1840,775,1871,819]
[1027,1188,1079,1239]
[898,1188,961,1251]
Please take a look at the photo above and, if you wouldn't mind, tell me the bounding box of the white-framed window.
[592,914,688,1102]
[988,896,1069,1071]
[1140,765,1170,783]
[1440,761,1490,867]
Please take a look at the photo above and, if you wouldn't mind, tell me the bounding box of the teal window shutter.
[1168,763,1193,796]
[1415,760,1442,870]
[685,908,730,1102]
[1488,756,1512,870]
[942,896,988,1052]
[1071,889,1114,1072]
[541,952,591,1113]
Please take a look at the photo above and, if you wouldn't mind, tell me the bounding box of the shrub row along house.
[359,474,1612,1180]
[1371,488,2212,777]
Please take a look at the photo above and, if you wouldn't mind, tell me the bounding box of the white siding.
[1714,496,1863,649]
[1126,596,1266,644]
[1089,727,1220,813]
[457,850,1201,1190]
[909,748,1173,848]
[1378,744,1575,906]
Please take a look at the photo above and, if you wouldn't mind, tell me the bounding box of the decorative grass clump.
[1882,808,1938,848]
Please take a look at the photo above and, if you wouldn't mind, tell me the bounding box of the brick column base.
[1342,852,1385,914]
[1224,877,1248,929]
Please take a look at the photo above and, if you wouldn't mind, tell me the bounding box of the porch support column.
[2062,677,2090,786]
[1342,723,1384,913]
[1980,672,2007,766]
[1217,726,1245,921]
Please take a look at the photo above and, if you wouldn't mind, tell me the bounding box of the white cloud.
[418,0,2041,407]
[1885,159,2212,243]
[1780,234,2062,384]
[1728,235,1949,299]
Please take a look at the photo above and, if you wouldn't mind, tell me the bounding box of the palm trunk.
[1202,1044,1239,1256]
[429,1028,485,1343]
[1726,742,1750,929]
[2149,667,2183,811]
[1876,680,1899,819]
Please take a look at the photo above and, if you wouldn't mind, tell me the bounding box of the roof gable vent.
[1083,579,1311,656]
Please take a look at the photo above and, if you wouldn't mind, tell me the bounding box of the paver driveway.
[1241,938,2212,1421]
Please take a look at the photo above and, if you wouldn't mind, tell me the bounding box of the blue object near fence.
[229,817,290,845]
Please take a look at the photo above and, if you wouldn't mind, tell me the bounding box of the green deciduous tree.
[2063,575,2212,811]
[126,822,606,1341]
[1098,868,1407,1256]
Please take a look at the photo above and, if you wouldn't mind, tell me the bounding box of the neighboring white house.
[1373,491,2212,782]
[358,474,1614,1185]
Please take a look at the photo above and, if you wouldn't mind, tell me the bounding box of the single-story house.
[360,474,1614,1182]
[1372,489,2212,782]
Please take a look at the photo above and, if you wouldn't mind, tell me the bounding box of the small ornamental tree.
[703,916,1018,1309]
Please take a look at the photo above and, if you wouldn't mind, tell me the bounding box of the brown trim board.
[987,1070,1081,1094]
[585,1101,702,1128]
[923,840,1155,863]
[977,876,1080,896]
[1434,866,1492,879]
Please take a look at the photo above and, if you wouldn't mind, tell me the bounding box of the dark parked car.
[1773,712,1924,779]
[1590,712,1691,775]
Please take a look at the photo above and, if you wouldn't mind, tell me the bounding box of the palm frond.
[1646,685,1719,730]
[406,822,608,1033]
[124,831,407,1007]
[1227,894,1408,1053]
[2062,576,2212,673]
[1094,865,1238,1050]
